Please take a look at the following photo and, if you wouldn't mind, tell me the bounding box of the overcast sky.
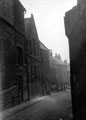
[20,0,77,62]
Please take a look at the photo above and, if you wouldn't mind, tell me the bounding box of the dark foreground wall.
[64,1,86,120]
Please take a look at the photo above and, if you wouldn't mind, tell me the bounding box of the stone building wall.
[25,15,42,99]
[0,0,26,110]
[40,43,50,95]
[49,53,69,90]
[0,0,14,26]
[0,19,18,109]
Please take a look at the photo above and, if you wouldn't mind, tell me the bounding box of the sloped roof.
[25,14,39,41]
[40,41,49,51]
[18,0,26,12]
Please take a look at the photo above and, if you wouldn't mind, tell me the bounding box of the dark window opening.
[16,46,23,66]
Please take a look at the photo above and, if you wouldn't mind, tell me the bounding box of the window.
[38,65,41,81]
[31,65,34,83]
[29,40,32,55]
[34,65,37,81]
[16,46,23,66]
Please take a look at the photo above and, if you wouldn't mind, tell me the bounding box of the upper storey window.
[16,46,23,67]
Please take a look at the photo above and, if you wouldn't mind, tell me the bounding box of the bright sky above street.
[20,0,77,62]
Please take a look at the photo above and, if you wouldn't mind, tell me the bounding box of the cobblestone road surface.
[3,91,73,120]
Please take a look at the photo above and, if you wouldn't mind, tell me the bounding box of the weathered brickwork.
[0,86,18,110]
[0,0,14,26]
[25,15,43,99]
[0,0,25,30]
[14,0,25,34]
[0,20,24,109]
[0,0,51,110]
[1,20,16,90]
[0,19,4,91]
[0,0,26,110]
[40,42,50,95]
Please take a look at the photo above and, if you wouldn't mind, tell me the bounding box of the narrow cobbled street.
[4,91,73,120]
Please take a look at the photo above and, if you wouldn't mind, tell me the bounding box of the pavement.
[0,90,73,120]
[0,96,48,119]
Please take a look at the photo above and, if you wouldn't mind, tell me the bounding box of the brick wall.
[0,19,16,90]
[0,0,26,110]
[0,0,14,26]
[41,49,50,94]
[0,86,18,110]
[25,16,43,98]
[0,19,18,109]
[14,0,25,34]
[0,19,4,91]
[0,0,25,32]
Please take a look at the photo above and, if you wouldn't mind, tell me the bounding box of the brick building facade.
[25,14,42,99]
[40,41,51,95]
[0,0,51,110]
[0,0,27,109]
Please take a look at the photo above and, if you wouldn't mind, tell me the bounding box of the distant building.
[49,52,69,90]
[67,63,70,87]
[49,51,57,91]
[25,14,42,99]
[0,0,26,109]
[40,41,50,95]
[54,54,68,90]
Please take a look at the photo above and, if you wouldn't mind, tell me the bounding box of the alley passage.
[4,91,72,120]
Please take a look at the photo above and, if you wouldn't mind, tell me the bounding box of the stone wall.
[0,0,26,110]
[0,0,14,26]
[0,19,16,90]
[0,86,18,110]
